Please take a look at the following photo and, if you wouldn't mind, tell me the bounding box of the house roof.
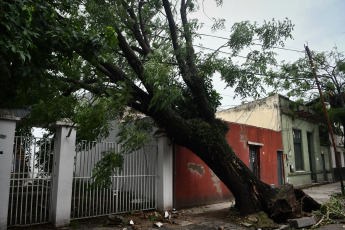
[7,109,31,119]
[293,110,324,122]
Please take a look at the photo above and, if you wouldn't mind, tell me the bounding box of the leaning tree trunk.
[158,116,320,222]
[189,135,320,222]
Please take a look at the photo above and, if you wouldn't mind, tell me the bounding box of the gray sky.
[191,0,345,109]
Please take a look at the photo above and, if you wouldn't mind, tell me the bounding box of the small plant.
[312,196,345,227]
[254,212,279,229]
[228,215,236,222]
[149,215,156,221]
[69,220,80,228]
[149,211,161,221]
[229,201,237,212]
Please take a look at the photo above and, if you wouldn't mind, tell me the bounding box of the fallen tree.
[1,0,320,221]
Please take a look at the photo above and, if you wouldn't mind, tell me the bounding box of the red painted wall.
[175,121,283,208]
[225,122,283,186]
[174,145,233,208]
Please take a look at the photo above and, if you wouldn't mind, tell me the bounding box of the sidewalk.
[64,182,343,230]
[303,182,344,230]
[11,182,342,229]
[303,182,342,204]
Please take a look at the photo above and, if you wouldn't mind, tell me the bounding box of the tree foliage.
[1,0,295,136]
[90,151,124,189]
[269,47,345,144]
[269,47,344,100]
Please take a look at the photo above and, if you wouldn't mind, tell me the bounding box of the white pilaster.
[51,122,76,227]
[0,115,19,230]
[156,135,173,211]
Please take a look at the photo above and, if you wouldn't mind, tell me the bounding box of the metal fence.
[71,141,158,219]
[8,136,54,226]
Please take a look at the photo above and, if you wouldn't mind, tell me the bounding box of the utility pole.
[305,45,344,195]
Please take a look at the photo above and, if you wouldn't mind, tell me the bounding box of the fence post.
[0,112,19,230]
[156,134,173,211]
[51,120,76,227]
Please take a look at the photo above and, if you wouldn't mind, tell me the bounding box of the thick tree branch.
[131,46,146,55]
[138,1,151,48]
[52,76,109,97]
[74,36,153,115]
[61,77,99,97]
[121,0,151,55]
[128,98,149,115]
[114,27,154,95]
[162,0,188,75]
[185,0,192,9]
[180,0,198,71]
[162,0,215,121]
[97,62,152,106]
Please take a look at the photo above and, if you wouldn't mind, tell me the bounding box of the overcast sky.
[190,0,345,109]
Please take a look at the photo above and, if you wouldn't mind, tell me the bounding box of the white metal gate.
[8,136,54,226]
[71,141,158,219]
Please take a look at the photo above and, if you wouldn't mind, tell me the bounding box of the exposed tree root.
[267,184,321,223]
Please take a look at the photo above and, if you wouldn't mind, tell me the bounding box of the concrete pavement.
[303,182,343,204]
[303,182,345,230]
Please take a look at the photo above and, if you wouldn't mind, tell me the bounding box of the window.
[293,129,304,171]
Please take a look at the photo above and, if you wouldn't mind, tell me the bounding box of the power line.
[195,44,323,84]
[220,94,235,97]
[197,32,305,53]
[157,34,326,82]
[194,44,286,68]
[157,32,306,54]
[195,44,332,76]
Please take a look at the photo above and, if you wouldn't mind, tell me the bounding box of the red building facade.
[174,121,283,208]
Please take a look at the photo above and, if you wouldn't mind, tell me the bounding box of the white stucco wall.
[216,94,281,131]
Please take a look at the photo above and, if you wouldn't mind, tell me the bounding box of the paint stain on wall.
[188,163,205,175]
[210,170,222,194]
[240,125,248,149]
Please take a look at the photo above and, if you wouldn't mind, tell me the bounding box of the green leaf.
[90,151,124,190]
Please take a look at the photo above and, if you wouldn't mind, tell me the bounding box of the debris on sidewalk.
[154,222,163,228]
[288,216,317,228]
[108,214,124,226]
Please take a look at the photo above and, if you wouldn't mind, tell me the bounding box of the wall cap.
[55,118,75,127]
[0,114,20,121]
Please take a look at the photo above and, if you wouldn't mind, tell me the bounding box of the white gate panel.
[8,136,53,226]
[71,141,157,219]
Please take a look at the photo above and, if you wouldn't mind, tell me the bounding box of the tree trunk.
[191,138,320,222]
[158,116,321,222]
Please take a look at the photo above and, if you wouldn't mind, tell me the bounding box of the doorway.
[321,154,327,181]
[277,151,284,186]
[307,132,316,182]
[249,145,260,179]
